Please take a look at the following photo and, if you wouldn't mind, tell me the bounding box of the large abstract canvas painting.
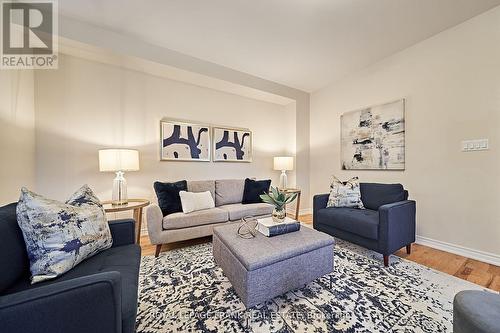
[213,127,252,162]
[160,121,210,161]
[341,99,405,170]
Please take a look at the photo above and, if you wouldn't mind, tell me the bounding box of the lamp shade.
[273,156,294,171]
[99,149,139,172]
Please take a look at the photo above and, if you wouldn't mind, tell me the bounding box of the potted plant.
[260,186,298,223]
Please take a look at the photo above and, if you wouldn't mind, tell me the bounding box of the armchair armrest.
[313,194,330,227]
[0,272,122,333]
[109,218,135,247]
[378,200,416,254]
[146,204,164,245]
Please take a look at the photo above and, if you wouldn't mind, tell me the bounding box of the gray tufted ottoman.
[212,223,335,308]
[454,290,500,333]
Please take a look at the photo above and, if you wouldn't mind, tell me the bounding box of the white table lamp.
[99,149,139,205]
[273,156,294,190]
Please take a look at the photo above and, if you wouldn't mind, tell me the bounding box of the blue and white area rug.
[136,239,487,333]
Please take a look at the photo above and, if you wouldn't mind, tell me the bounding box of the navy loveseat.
[313,183,416,266]
[0,202,141,333]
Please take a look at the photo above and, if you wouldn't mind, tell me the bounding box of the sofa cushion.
[315,207,379,240]
[0,203,29,293]
[16,186,113,284]
[360,183,407,210]
[327,176,364,209]
[179,191,215,213]
[162,208,228,230]
[242,178,271,204]
[2,243,141,323]
[154,180,187,216]
[220,203,274,221]
[187,180,216,201]
[215,179,245,206]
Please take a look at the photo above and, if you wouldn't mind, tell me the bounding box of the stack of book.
[256,217,301,237]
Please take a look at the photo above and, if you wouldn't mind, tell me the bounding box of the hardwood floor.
[139,214,500,292]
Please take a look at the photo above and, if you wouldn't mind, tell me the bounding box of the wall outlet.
[462,139,489,152]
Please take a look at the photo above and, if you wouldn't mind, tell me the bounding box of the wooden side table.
[282,188,301,220]
[102,199,150,244]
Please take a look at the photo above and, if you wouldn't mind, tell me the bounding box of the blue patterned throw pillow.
[16,185,112,284]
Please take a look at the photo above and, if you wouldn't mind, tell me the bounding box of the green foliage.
[260,186,298,210]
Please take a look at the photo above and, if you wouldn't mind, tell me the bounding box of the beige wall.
[295,95,311,211]
[34,54,296,204]
[0,70,35,205]
[310,7,500,256]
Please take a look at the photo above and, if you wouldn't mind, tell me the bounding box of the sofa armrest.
[0,272,122,333]
[378,200,416,254]
[313,194,329,226]
[146,204,164,245]
[109,218,135,247]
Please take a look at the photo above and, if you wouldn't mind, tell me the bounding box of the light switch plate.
[462,139,489,152]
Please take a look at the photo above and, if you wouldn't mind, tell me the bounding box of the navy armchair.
[0,203,141,333]
[313,183,416,266]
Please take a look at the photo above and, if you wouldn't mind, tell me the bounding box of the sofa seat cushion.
[2,244,141,322]
[162,208,228,230]
[315,208,379,240]
[220,203,274,221]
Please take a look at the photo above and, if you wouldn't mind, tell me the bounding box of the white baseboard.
[415,235,500,266]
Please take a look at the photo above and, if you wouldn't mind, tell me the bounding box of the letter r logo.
[2,2,53,54]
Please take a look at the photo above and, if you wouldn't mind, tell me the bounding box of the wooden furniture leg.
[294,191,301,220]
[133,207,143,244]
[406,244,412,254]
[383,255,389,267]
[155,244,162,257]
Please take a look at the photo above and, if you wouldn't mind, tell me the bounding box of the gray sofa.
[147,179,274,256]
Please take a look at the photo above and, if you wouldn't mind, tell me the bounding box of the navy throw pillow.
[242,178,271,204]
[154,180,187,216]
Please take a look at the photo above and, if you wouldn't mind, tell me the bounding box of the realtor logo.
[1,0,58,69]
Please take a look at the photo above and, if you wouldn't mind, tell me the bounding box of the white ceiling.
[60,0,500,92]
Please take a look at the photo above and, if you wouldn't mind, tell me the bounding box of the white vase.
[272,207,286,223]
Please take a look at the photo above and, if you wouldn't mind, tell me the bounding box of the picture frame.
[340,99,405,170]
[160,120,211,161]
[212,126,252,162]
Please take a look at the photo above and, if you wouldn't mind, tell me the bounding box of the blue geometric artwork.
[161,121,210,161]
[341,99,405,170]
[213,127,252,162]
